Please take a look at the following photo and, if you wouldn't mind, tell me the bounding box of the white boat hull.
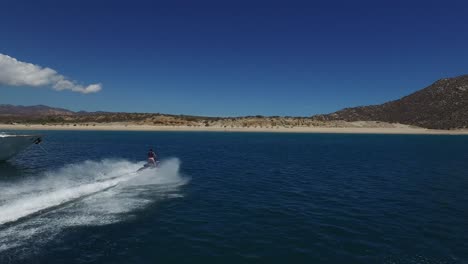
[0,135,41,161]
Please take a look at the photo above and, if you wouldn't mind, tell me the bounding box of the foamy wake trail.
[0,158,187,257]
[0,173,133,225]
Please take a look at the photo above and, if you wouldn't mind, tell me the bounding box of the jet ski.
[137,161,159,172]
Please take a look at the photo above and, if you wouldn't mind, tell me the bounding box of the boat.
[0,132,42,161]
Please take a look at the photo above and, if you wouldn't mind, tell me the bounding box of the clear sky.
[1,0,467,116]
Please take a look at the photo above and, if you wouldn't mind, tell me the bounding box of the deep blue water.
[1,131,468,263]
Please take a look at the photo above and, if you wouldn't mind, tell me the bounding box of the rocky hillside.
[315,75,468,129]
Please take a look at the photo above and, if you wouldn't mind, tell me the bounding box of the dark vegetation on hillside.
[314,75,468,129]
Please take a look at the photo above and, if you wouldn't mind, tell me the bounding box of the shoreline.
[1,123,468,135]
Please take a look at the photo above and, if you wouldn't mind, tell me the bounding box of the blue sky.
[1,0,467,116]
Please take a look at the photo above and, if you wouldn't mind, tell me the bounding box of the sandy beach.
[1,123,467,135]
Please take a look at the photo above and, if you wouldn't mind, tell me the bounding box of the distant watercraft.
[0,132,42,161]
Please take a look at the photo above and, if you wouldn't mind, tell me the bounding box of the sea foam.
[0,158,188,254]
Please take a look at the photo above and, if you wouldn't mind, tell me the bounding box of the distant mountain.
[0,104,75,116]
[315,75,468,129]
[2,75,468,129]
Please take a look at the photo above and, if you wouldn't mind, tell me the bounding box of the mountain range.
[1,74,467,129]
[0,104,74,116]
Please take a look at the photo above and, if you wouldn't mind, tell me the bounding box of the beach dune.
[1,122,467,135]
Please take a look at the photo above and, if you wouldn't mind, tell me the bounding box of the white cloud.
[0,53,102,94]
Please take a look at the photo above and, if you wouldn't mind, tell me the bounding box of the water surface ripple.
[0,131,467,263]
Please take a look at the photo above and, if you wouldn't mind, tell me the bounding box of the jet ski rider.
[147,148,157,166]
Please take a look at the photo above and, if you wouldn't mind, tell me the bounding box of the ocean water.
[0,131,467,263]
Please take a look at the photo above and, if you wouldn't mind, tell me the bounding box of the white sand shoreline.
[1,124,467,135]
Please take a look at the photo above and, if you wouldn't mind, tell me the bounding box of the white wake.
[0,158,188,254]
